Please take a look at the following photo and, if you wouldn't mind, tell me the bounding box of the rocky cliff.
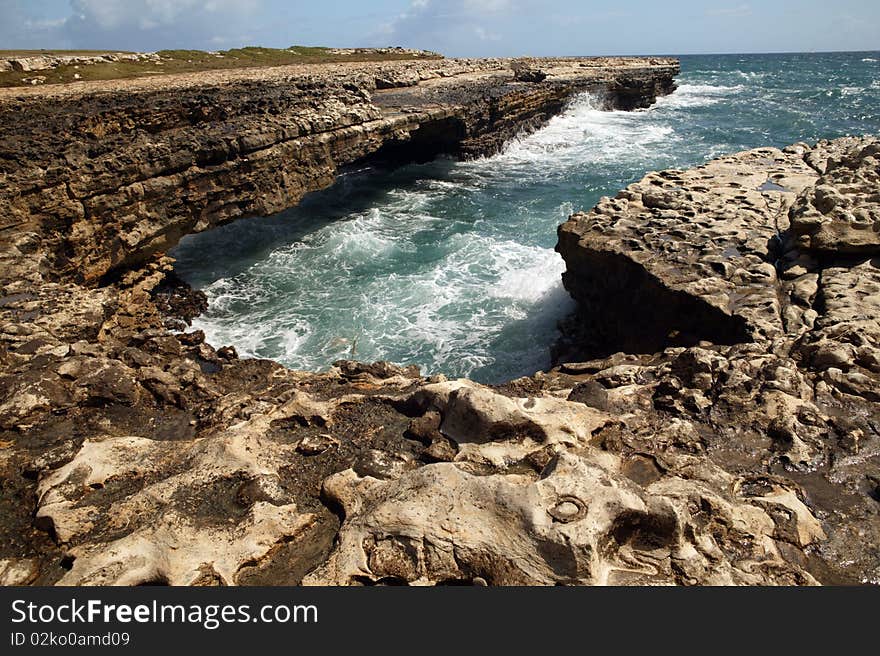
[0,56,677,284]
[556,136,880,584]
[2,56,876,587]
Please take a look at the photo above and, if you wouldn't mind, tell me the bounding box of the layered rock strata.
[0,56,677,284]
[0,55,686,587]
[2,55,877,586]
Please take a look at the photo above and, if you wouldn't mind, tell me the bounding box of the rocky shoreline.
[0,56,677,284]
[555,136,880,584]
[1,56,878,586]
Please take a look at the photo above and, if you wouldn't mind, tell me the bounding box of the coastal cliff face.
[1,56,877,587]
[0,56,677,284]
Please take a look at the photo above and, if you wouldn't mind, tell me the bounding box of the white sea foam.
[488,244,566,304]
[495,92,678,170]
[178,87,695,379]
[735,70,770,81]
[183,90,671,379]
[176,53,879,382]
[192,303,312,361]
[191,180,577,378]
[657,84,745,108]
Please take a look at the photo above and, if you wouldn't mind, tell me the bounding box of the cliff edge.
[0,56,677,284]
[556,136,880,584]
[3,58,877,587]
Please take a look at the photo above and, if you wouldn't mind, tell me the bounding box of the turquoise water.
[173,52,880,383]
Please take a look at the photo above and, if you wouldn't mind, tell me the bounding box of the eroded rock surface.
[555,136,880,584]
[0,55,676,587]
[791,137,880,254]
[307,419,822,586]
[1,55,877,586]
[557,145,820,354]
[0,56,677,284]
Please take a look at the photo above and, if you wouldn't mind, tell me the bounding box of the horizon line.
[4,46,879,58]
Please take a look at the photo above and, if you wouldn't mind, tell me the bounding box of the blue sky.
[2,1,878,56]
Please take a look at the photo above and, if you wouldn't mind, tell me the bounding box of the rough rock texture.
[306,382,822,586]
[1,52,162,74]
[2,54,877,585]
[790,137,880,254]
[556,136,880,584]
[0,56,677,284]
[0,55,688,587]
[557,145,820,354]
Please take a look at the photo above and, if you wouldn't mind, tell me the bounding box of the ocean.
[172,51,880,384]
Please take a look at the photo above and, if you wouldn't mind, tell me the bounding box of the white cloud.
[23,17,68,30]
[462,0,511,12]
[473,26,501,42]
[68,0,258,30]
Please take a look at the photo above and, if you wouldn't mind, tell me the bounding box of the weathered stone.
[0,558,39,585]
[296,434,337,456]
[0,56,678,283]
[511,60,548,83]
[567,381,609,410]
[790,137,880,254]
[557,147,819,358]
[2,55,878,588]
[553,137,880,585]
[305,452,818,585]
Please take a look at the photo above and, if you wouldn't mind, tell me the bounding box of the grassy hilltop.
[0,46,443,88]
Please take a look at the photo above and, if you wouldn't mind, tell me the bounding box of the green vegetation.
[0,46,442,89]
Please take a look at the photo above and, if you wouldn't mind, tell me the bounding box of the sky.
[1,0,878,57]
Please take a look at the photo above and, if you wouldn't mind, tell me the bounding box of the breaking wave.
[174,52,880,383]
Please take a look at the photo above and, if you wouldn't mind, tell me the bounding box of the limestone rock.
[552,137,880,585]
[0,56,678,283]
[790,137,880,254]
[0,558,39,585]
[557,147,820,357]
[511,60,548,83]
[35,408,326,585]
[2,58,878,587]
[306,452,818,586]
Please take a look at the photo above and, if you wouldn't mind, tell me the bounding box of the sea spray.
[173,51,880,383]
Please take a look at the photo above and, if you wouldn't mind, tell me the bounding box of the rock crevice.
[3,56,879,587]
[0,56,678,284]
